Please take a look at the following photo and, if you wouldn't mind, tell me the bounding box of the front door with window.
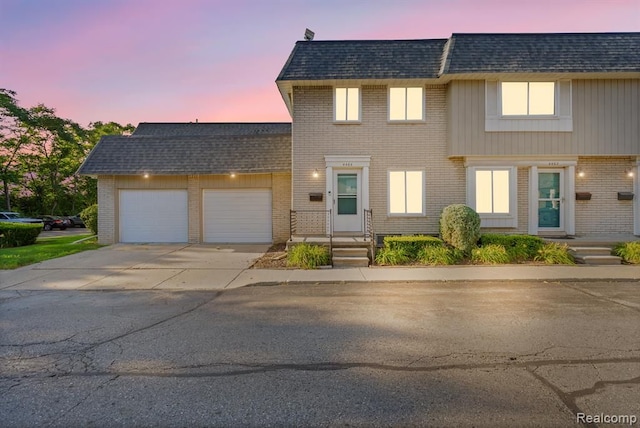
[537,169,564,231]
[333,170,362,232]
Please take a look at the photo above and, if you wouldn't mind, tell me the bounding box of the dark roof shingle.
[78,132,291,175]
[443,32,640,74]
[133,122,291,136]
[277,39,448,81]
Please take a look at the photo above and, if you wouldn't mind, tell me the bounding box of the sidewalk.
[231,264,640,288]
[2,242,640,292]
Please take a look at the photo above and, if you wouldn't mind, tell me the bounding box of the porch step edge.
[569,247,614,256]
[332,247,369,256]
[332,256,370,268]
[573,255,622,265]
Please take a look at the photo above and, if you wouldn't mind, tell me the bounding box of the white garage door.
[203,189,272,243]
[120,190,188,243]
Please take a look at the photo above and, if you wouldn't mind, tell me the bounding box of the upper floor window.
[334,87,360,122]
[501,82,555,116]
[389,87,424,121]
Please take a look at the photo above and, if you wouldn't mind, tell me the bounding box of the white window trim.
[499,81,558,118]
[333,87,361,123]
[466,166,517,228]
[387,87,425,123]
[485,80,573,132]
[387,169,426,216]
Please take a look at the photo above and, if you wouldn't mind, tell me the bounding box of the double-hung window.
[334,87,360,122]
[389,170,424,215]
[389,87,424,121]
[468,167,517,227]
[501,82,555,116]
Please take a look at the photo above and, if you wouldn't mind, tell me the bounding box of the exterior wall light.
[627,169,635,178]
[143,173,149,179]
[230,172,236,178]
[312,169,319,178]
[577,170,585,178]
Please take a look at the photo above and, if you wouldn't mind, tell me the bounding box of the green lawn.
[0,234,103,270]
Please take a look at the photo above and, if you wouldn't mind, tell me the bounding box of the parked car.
[0,211,44,225]
[67,214,85,228]
[37,215,69,231]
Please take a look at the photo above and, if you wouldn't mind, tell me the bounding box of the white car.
[0,212,44,225]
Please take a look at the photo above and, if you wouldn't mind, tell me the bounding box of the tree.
[0,89,31,211]
[68,121,135,210]
[1,89,135,215]
[17,104,87,214]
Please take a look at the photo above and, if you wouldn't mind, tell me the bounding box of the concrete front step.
[569,246,614,256]
[332,256,370,268]
[333,247,369,257]
[573,255,622,265]
[569,246,621,265]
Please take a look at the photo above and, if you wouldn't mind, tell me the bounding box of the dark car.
[67,214,85,228]
[38,215,69,231]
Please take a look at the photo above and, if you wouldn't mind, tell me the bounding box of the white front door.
[537,169,565,232]
[333,170,362,232]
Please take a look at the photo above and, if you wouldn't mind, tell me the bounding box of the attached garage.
[120,189,188,243]
[78,123,291,245]
[203,189,272,243]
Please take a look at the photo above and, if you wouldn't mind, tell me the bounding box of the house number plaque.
[342,162,353,167]
[547,162,559,166]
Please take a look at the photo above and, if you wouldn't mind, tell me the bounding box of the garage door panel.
[120,190,188,243]
[203,189,272,243]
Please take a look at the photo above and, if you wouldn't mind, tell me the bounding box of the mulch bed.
[250,243,289,269]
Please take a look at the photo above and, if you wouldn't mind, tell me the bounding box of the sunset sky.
[1,0,638,127]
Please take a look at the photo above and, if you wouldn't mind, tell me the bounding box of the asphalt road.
[1,280,639,427]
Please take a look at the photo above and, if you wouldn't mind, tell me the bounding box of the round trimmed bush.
[80,204,98,235]
[439,204,481,254]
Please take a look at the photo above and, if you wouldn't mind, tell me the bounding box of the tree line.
[0,88,134,216]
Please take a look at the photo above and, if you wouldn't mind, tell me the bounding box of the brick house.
[277,32,640,241]
[80,32,640,244]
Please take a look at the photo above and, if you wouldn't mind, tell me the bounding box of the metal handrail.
[364,209,375,261]
[290,209,333,265]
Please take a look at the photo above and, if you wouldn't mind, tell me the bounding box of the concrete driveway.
[0,244,270,291]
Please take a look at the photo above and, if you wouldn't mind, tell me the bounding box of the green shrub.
[613,242,640,264]
[383,235,444,259]
[534,243,575,265]
[479,234,545,262]
[471,244,511,264]
[439,204,481,254]
[374,247,410,265]
[0,222,43,248]
[417,246,460,266]
[287,243,330,269]
[80,204,98,235]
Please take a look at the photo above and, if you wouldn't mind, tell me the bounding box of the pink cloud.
[2,0,638,128]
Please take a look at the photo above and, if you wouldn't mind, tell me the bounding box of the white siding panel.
[120,190,188,243]
[203,189,272,243]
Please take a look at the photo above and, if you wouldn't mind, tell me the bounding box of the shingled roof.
[78,126,291,175]
[442,32,640,74]
[277,32,640,82]
[277,39,448,80]
[133,122,291,136]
